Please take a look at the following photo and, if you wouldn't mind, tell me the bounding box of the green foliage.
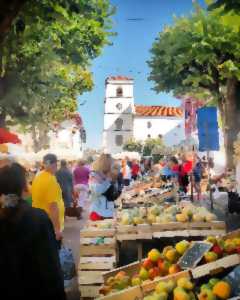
[143,138,165,156]
[208,0,240,14]
[148,7,240,101]
[0,0,115,139]
[123,138,143,153]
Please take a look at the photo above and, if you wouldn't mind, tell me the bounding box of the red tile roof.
[135,105,183,117]
[106,76,133,81]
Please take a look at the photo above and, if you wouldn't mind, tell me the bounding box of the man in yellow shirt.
[32,154,65,241]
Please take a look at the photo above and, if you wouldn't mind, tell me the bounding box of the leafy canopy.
[0,0,115,129]
[148,7,240,101]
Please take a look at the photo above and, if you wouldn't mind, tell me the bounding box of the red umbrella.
[0,128,21,144]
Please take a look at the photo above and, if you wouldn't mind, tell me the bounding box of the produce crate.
[141,270,190,295]
[98,271,190,300]
[192,254,240,279]
[222,229,240,240]
[116,224,152,241]
[79,224,117,299]
[152,221,226,238]
[98,286,143,300]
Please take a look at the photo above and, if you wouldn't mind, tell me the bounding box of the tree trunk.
[0,0,27,43]
[31,125,39,153]
[224,78,240,169]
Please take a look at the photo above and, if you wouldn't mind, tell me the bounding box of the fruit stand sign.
[178,241,212,270]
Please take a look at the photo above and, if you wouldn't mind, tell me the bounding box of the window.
[116,103,123,111]
[147,134,151,138]
[158,134,163,139]
[115,135,123,146]
[147,121,152,129]
[115,118,123,130]
[116,87,123,97]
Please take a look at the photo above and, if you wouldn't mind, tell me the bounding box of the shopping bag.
[59,246,76,281]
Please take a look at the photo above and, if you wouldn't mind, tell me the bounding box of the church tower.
[103,76,134,153]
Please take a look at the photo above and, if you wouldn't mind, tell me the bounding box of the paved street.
[63,209,89,300]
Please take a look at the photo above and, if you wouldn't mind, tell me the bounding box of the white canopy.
[112,151,141,160]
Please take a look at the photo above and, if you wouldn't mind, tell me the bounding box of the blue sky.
[79,0,205,149]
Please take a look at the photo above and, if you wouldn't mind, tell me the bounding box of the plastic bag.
[59,246,76,281]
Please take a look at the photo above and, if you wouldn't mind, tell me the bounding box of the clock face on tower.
[116,103,122,111]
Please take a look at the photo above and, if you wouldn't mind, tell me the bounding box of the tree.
[0,0,115,150]
[143,138,165,156]
[123,138,143,153]
[207,0,240,13]
[148,7,240,167]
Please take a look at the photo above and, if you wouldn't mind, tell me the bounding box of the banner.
[197,107,219,152]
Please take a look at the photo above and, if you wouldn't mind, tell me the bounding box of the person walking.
[73,160,90,215]
[32,154,65,244]
[89,154,115,221]
[193,156,202,201]
[0,163,66,300]
[56,160,74,214]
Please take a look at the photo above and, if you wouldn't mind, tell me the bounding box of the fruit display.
[142,277,233,300]
[100,241,190,296]
[118,203,217,225]
[203,235,240,261]
[197,278,232,300]
[143,277,195,300]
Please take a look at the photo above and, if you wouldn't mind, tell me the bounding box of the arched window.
[116,87,123,97]
[147,121,152,129]
[115,118,123,130]
[115,135,123,146]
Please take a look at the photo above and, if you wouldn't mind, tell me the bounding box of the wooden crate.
[102,260,141,282]
[98,285,143,300]
[81,228,116,238]
[116,225,139,241]
[192,254,240,279]
[99,271,190,300]
[141,271,190,295]
[152,221,226,238]
[116,224,153,241]
[79,225,118,299]
[79,285,101,298]
[222,229,240,240]
[79,256,116,271]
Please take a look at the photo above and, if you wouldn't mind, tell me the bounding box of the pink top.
[73,166,90,185]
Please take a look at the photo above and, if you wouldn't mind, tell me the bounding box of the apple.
[204,251,218,263]
[143,258,154,270]
[148,249,161,262]
[131,275,142,286]
[139,267,149,281]
[168,264,181,274]
[149,267,161,280]
[212,244,223,257]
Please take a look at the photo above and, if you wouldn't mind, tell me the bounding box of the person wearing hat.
[32,154,65,243]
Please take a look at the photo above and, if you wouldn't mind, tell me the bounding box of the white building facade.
[103,76,185,154]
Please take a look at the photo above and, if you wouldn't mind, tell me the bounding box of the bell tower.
[102,76,134,153]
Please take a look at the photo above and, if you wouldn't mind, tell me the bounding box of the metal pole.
[205,122,213,210]
[190,145,195,202]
